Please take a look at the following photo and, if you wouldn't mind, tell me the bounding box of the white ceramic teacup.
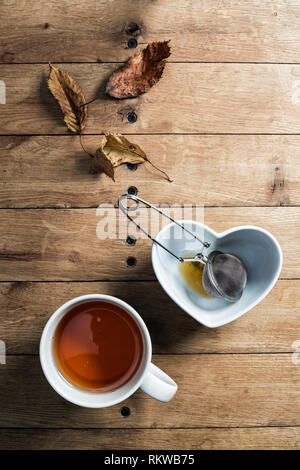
[40,294,177,407]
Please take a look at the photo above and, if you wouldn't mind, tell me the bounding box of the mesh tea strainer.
[119,195,247,302]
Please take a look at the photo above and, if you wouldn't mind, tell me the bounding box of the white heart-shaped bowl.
[152,222,282,328]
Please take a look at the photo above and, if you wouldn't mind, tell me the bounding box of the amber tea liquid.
[53,301,143,392]
[179,254,211,298]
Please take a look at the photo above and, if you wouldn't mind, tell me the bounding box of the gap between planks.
[4,352,295,357]
[5,62,300,65]
[1,206,299,210]
[0,425,300,430]
[4,133,300,136]
[0,278,298,281]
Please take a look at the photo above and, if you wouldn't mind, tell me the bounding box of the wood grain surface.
[0,0,300,451]
[1,1,300,63]
[0,135,298,208]
[1,427,300,450]
[2,63,300,134]
[0,355,299,429]
[0,280,298,354]
[0,207,298,280]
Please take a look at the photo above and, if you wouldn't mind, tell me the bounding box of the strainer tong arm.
[118,195,210,264]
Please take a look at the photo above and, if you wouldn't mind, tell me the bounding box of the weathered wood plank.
[1,427,299,450]
[1,135,297,208]
[2,64,300,134]
[0,355,299,428]
[1,1,300,63]
[0,207,297,280]
[0,280,298,355]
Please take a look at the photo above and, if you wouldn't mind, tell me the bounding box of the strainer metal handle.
[118,195,210,263]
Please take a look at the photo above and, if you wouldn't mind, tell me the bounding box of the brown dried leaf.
[91,134,147,180]
[48,63,87,133]
[91,133,173,182]
[106,41,171,99]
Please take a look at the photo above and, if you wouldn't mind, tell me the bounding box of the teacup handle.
[140,363,177,402]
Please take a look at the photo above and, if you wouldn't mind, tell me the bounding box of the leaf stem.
[146,158,173,182]
[79,133,95,158]
[79,98,97,107]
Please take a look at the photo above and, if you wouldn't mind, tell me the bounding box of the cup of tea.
[40,294,177,407]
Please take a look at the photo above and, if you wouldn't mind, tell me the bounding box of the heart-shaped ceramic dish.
[152,222,282,328]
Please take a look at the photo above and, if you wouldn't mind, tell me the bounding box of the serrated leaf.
[48,63,87,133]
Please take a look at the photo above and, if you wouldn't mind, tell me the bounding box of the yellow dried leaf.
[48,63,87,133]
[91,133,172,182]
[91,134,146,181]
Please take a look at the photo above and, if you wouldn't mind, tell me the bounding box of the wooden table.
[0,0,300,450]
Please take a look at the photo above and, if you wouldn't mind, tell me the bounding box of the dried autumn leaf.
[106,41,171,99]
[91,134,172,182]
[91,134,147,181]
[48,63,87,133]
